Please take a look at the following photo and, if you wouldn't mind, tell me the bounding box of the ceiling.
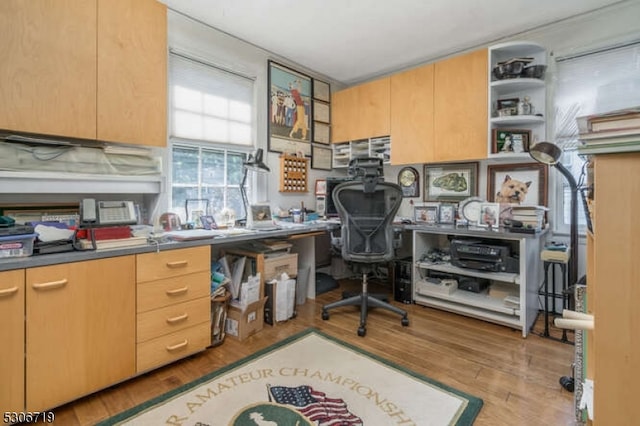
[160,0,626,85]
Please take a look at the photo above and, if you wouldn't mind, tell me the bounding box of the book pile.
[511,205,547,231]
[576,106,640,155]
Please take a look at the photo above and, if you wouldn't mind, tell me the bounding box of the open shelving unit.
[411,227,545,337]
[332,136,390,169]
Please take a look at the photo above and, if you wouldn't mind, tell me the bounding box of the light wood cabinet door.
[0,270,25,412]
[591,153,640,424]
[433,49,488,162]
[97,0,167,147]
[331,77,390,142]
[390,63,435,164]
[26,256,135,411]
[0,0,97,139]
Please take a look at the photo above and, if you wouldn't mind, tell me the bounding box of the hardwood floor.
[49,280,577,425]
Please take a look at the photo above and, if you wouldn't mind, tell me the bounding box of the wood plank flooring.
[48,280,578,425]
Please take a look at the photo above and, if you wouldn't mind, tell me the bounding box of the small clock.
[398,167,419,197]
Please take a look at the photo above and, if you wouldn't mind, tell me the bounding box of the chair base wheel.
[357,326,366,337]
[401,316,409,326]
[321,310,329,320]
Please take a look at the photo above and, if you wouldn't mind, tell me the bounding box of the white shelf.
[490,115,545,125]
[332,136,391,168]
[416,261,519,283]
[414,288,518,316]
[491,78,545,92]
[413,294,522,328]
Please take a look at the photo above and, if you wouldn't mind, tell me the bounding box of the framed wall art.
[268,60,312,156]
[492,128,531,153]
[311,144,332,170]
[313,122,330,144]
[487,162,548,206]
[313,79,331,103]
[424,162,478,202]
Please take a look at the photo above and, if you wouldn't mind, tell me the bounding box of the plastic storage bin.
[0,233,37,258]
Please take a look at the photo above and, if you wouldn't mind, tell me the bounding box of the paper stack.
[576,106,640,155]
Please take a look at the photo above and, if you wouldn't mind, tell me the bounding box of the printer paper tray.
[416,261,519,284]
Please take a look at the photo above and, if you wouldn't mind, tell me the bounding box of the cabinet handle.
[166,260,188,268]
[165,339,188,351]
[0,286,18,297]
[166,286,188,296]
[32,279,68,290]
[166,313,189,324]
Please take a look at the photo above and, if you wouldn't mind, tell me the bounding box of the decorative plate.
[458,196,484,224]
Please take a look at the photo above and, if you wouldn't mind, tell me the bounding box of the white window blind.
[553,41,640,230]
[169,52,254,145]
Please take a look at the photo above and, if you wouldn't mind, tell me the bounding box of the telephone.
[80,199,137,226]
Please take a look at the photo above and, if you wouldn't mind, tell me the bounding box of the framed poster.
[268,60,312,156]
[313,79,331,102]
[313,122,330,144]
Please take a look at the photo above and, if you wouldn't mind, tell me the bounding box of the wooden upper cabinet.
[98,0,167,147]
[433,49,488,162]
[0,0,97,139]
[390,63,435,164]
[331,77,390,143]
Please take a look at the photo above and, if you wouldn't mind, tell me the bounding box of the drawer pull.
[166,339,188,351]
[32,279,68,290]
[166,313,189,324]
[0,286,18,297]
[166,260,188,268]
[166,286,188,296]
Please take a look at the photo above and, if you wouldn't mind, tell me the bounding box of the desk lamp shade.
[244,148,270,173]
[529,141,579,289]
[239,148,270,225]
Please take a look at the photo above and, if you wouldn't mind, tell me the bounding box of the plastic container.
[296,266,310,305]
[0,233,37,258]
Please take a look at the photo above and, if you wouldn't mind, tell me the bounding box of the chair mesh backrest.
[333,181,403,263]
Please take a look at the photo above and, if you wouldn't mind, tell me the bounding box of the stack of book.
[511,205,547,231]
[576,106,640,155]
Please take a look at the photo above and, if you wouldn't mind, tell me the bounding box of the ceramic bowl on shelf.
[522,64,547,79]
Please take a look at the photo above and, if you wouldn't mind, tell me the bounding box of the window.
[553,41,640,233]
[169,51,256,223]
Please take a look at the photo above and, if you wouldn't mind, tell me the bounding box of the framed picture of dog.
[424,162,478,202]
[414,203,439,225]
[487,163,548,206]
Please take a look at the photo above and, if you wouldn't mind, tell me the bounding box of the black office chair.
[321,158,409,336]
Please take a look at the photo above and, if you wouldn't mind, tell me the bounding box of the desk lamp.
[239,148,270,226]
[529,141,578,288]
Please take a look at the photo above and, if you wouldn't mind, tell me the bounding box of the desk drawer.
[137,246,210,283]
[264,253,298,281]
[137,296,210,343]
[136,321,210,373]
[137,271,210,313]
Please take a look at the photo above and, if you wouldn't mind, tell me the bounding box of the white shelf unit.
[488,41,547,160]
[332,136,391,169]
[411,227,544,337]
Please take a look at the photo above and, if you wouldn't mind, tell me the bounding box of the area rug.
[100,329,482,425]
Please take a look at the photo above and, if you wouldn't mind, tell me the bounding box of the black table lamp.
[529,141,578,288]
[239,148,270,226]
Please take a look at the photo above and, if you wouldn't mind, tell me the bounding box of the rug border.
[97,328,483,425]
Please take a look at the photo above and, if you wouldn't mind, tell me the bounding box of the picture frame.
[487,162,548,206]
[497,98,519,110]
[268,60,313,156]
[492,128,531,153]
[311,144,333,170]
[313,100,330,123]
[313,79,331,103]
[438,203,456,224]
[424,162,478,202]
[478,203,501,228]
[315,179,327,195]
[414,203,439,224]
[199,215,217,230]
[313,122,330,144]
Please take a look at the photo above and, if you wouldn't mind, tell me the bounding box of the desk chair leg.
[322,272,410,337]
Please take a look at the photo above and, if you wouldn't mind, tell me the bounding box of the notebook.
[247,204,281,231]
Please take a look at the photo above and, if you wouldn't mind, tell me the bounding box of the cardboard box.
[225,297,267,341]
[263,253,298,281]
